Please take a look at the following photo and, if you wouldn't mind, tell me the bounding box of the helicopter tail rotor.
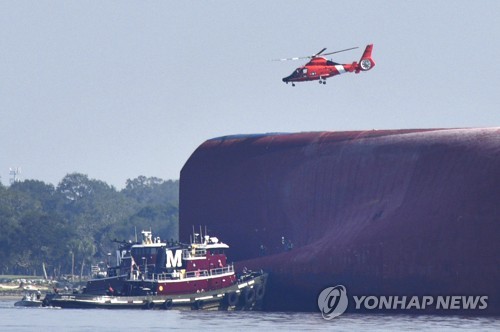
[355,44,375,73]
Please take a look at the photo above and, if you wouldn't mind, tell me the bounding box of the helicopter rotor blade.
[313,48,327,57]
[321,47,359,56]
[272,46,359,62]
[272,56,311,62]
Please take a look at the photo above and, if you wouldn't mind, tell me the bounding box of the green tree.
[0,173,179,277]
[123,176,179,206]
[56,173,136,256]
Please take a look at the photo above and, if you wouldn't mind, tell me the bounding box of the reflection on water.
[1,299,499,331]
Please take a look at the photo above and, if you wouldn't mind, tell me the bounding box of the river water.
[1,299,499,331]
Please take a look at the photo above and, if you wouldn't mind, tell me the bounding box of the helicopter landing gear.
[319,79,326,85]
[292,83,295,87]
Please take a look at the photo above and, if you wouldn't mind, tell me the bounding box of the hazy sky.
[1,1,499,188]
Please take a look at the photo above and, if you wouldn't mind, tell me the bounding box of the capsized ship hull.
[180,128,500,314]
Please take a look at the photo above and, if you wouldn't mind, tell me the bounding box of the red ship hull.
[180,128,500,314]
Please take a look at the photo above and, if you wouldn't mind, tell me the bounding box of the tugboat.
[44,229,267,310]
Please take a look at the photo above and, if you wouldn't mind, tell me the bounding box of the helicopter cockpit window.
[302,68,308,75]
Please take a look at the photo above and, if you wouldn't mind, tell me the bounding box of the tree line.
[0,173,179,278]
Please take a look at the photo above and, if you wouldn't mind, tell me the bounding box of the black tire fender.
[244,287,256,305]
[255,284,265,301]
[163,299,173,310]
[193,300,203,310]
[143,301,155,310]
[226,291,239,306]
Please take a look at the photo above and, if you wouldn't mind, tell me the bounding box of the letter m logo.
[166,250,183,268]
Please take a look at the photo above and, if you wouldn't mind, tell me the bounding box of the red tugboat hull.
[180,128,500,314]
[45,272,267,310]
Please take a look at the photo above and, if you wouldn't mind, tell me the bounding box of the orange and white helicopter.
[276,44,375,86]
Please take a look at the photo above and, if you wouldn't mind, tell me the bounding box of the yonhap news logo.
[318,285,488,320]
[317,285,348,320]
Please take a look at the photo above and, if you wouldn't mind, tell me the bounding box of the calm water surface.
[1,299,499,331]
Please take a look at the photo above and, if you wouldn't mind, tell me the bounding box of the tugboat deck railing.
[153,264,234,281]
[185,270,209,278]
[210,264,234,276]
